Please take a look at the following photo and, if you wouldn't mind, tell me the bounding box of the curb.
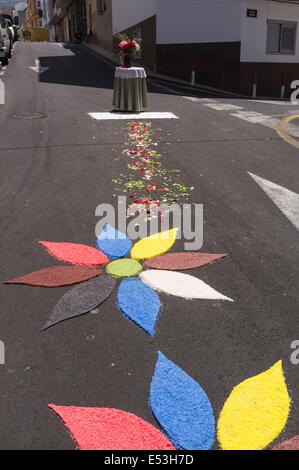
[79,42,291,102]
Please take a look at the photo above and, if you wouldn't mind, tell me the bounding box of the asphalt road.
[0,41,299,450]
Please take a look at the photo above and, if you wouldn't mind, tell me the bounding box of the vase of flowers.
[116,33,141,69]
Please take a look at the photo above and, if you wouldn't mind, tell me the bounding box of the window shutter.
[280,24,296,53]
[267,22,280,52]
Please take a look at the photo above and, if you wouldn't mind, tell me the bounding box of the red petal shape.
[39,241,109,266]
[143,252,228,270]
[272,436,299,450]
[49,405,175,450]
[4,266,102,287]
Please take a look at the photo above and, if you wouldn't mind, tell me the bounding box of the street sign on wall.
[247,9,258,18]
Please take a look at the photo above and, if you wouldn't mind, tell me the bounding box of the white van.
[0,14,11,65]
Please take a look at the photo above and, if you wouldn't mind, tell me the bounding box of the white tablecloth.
[114,67,147,79]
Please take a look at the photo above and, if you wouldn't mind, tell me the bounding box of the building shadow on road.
[36,44,215,98]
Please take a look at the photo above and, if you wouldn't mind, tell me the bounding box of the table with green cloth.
[112,67,148,112]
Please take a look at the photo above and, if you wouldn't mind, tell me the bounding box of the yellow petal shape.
[131,229,179,260]
[218,361,290,450]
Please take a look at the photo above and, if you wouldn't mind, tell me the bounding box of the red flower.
[123,41,137,52]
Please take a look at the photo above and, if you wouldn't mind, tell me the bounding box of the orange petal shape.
[143,252,228,271]
[49,405,175,450]
[4,266,102,287]
[39,241,109,266]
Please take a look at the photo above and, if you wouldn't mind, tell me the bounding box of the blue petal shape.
[117,278,161,336]
[150,352,215,450]
[96,224,132,259]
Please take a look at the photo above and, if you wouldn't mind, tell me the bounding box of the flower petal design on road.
[106,259,142,278]
[143,252,228,271]
[41,275,116,330]
[139,270,233,301]
[117,278,161,336]
[272,436,299,450]
[4,266,102,287]
[49,405,175,450]
[131,228,178,260]
[150,352,215,450]
[96,224,132,259]
[217,361,291,450]
[38,241,109,266]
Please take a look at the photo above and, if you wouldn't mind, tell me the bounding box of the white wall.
[112,0,156,34]
[241,0,299,62]
[156,0,242,45]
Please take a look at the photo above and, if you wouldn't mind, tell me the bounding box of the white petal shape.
[139,270,233,301]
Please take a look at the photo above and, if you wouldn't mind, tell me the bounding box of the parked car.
[4,18,15,43]
[3,15,17,42]
[0,15,11,65]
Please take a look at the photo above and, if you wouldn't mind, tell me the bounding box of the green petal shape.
[106,259,142,278]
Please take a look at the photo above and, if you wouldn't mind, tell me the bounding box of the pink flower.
[118,41,128,49]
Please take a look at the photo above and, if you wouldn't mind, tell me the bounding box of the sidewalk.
[80,41,244,98]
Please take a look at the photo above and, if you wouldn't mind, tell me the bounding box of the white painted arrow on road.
[29,59,49,74]
[249,172,299,231]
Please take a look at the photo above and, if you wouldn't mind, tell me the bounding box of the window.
[36,0,41,8]
[267,20,297,54]
[38,19,43,27]
[97,0,106,15]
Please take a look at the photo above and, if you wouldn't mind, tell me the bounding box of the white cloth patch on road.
[249,172,299,231]
[204,103,243,111]
[139,270,233,301]
[88,112,179,120]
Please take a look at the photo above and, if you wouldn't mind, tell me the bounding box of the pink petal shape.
[49,405,175,450]
[272,436,299,450]
[143,252,228,271]
[39,241,109,266]
[4,266,102,287]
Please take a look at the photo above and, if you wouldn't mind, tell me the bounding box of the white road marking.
[183,96,217,103]
[29,59,49,74]
[249,172,299,231]
[204,103,243,111]
[248,100,296,106]
[88,112,179,120]
[230,110,299,137]
[0,79,5,104]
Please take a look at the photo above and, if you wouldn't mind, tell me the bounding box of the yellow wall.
[24,0,39,29]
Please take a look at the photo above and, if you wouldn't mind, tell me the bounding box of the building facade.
[156,0,299,97]
[46,0,299,97]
